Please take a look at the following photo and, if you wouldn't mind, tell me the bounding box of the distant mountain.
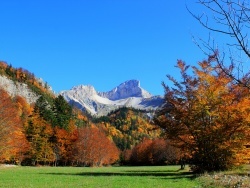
[98,80,152,100]
[60,79,164,116]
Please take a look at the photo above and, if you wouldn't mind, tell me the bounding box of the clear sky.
[0,0,211,95]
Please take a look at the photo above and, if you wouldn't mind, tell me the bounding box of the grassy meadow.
[0,165,199,188]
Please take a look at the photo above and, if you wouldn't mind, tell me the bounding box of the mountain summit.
[98,80,152,100]
[60,80,164,116]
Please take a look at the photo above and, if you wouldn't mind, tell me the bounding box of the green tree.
[34,96,55,124]
[53,95,72,129]
[5,64,15,78]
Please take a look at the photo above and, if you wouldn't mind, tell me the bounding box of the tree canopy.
[154,59,250,172]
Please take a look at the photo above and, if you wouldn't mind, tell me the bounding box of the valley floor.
[0,165,249,187]
[0,165,198,188]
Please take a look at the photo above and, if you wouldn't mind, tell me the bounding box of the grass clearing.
[0,165,199,188]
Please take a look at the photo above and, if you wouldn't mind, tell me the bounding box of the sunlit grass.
[0,165,199,188]
[196,165,250,188]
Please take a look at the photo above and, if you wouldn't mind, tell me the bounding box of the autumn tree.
[0,90,30,164]
[154,60,250,172]
[0,89,18,159]
[54,121,78,166]
[129,138,180,166]
[73,126,120,167]
[130,138,153,165]
[10,96,30,164]
[25,112,55,165]
[15,96,32,124]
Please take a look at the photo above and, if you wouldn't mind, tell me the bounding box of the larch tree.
[154,60,250,172]
[26,112,55,165]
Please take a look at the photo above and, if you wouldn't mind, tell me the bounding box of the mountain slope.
[0,75,38,104]
[60,79,164,116]
[0,62,54,104]
[93,107,162,151]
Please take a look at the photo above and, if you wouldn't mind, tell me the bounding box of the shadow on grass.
[42,169,196,180]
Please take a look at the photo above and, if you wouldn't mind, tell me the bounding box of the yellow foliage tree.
[154,60,250,172]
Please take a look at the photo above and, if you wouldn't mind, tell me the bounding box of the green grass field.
[0,165,199,188]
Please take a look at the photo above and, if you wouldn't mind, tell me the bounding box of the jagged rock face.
[99,80,152,100]
[60,79,164,116]
[0,75,38,104]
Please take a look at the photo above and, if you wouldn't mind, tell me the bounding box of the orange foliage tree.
[54,120,78,166]
[26,112,55,165]
[129,138,180,165]
[73,126,120,166]
[154,60,250,172]
[10,96,30,164]
[0,90,29,163]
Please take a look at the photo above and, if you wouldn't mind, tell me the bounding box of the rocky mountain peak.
[99,79,152,100]
[60,80,163,116]
[72,85,97,96]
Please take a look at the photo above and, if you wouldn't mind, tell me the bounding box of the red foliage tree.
[73,126,120,166]
[54,121,78,166]
[129,138,180,165]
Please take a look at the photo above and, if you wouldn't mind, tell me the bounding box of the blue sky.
[0,1,210,95]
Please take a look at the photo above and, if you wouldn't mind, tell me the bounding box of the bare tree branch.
[187,0,250,87]
[188,0,250,57]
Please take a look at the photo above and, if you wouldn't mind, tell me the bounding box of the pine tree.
[53,95,72,129]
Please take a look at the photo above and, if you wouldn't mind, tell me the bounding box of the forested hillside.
[0,61,53,98]
[0,62,172,166]
[93,108,160,150]
[92,108,181,165]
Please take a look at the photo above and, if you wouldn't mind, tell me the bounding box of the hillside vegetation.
[0,62,173,166]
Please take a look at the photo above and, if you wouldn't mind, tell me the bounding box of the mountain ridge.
[60,79,164,116]
[98,80,152,100]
